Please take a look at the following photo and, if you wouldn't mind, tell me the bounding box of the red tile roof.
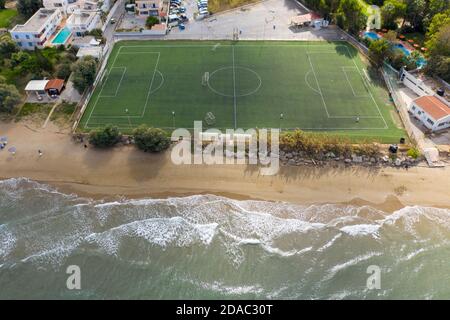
[413,95,450,120]
[45,79,65,92]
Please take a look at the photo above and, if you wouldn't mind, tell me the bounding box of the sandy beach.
[0,121,449,211]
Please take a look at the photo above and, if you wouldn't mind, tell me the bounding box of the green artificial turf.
[79,40,405,143]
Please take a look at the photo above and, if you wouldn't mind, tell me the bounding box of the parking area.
[166,0,342,40]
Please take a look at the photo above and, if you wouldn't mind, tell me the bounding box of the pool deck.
[45,19,72,47]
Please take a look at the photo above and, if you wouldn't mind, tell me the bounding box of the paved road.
[166,0,342,41]
[104,0,126,42]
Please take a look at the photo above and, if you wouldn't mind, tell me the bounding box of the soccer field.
[79,40,405,142]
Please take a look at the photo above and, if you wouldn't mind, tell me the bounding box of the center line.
[232,46,237,129]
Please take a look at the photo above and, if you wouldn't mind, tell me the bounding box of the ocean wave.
[2,179,450,270]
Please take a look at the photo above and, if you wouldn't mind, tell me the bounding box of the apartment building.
[9,8,63,50]
[135,0,163,17]
[66,9,101,36]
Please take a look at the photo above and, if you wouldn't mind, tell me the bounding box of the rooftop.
[11,9,59,33]
[67,10,97,26]
[414,95,450,120]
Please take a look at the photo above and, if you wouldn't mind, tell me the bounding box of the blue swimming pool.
[52,27,71,45]
[363,31,380,40]
[393,43,427,68]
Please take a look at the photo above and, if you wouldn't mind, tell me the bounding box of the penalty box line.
[85,48,161,128]
[307,52,386,126]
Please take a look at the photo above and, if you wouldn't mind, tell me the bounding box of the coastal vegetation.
[132,125,171,153]
[71,56,98,94]
[88,125,122,148]
[279,130,382,158]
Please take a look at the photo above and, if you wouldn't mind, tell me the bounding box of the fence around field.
[381,63,421,146]
[71,42,114,132]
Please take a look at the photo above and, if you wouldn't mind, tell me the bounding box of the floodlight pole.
[172,111,176,129]
[125,108,131,127]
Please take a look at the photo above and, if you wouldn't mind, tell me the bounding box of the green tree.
[132,125,171,152]
[88,125,122,148]
[145,16,159,29]
[403,0,426,30]
[71,56,97,93]
[0,0,5,9]
[337,0,368,34]
[425,23,450,81]
[368,38,391,67]
[425,9,450,44]
[0,78,21,113]
[55,63,72,79]
[17,0,43,18]
[0,37,18,58]
[424,0,450,28]
[381,0,407,29]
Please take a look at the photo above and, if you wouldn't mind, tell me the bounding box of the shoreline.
[1,122,449,212]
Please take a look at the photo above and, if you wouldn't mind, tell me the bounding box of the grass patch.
[15,103,53,124]
[0,9,18,28]
[208,0,259,13]
[50,102,77,123]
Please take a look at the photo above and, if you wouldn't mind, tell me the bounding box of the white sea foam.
[340,224,381,238]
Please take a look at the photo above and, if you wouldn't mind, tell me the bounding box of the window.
[28,42,33,46]
[26,35,30,39]
[152,3,156,7]
[17,42,22,47]
[14,35,19,39]
[427,118,435,125]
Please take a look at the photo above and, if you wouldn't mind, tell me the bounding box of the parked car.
[199,8,208,15]
[179,6,186,13]
[179,14,188,21]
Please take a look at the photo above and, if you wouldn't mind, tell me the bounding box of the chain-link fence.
[382,62,421,146]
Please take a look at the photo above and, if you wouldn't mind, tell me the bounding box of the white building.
[44,0,110,15]
[66,10,101,36]
[43,0,70,15]
[10,8,63,50]
[410,95,450,131]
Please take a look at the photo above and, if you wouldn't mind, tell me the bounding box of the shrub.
[88,125,122,148]
[146,16,159,29]
[132,125,170,152]
[55,63,72,80]
[407,147,421,159]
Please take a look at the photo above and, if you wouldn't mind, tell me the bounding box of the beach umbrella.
[399,35,405,39]
[421,47,428,52]
[8,146,16,154]
[408,39,414,43]
[413,44,419,48]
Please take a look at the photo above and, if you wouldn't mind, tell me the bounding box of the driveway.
[166,0,342,41]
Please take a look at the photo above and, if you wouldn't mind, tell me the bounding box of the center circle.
[207,66,262,98]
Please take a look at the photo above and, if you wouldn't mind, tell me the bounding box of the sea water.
[1,178,450,299]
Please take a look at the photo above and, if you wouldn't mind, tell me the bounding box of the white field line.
[343,46,388,129]
[232,46,237,129]
[85,123,391,131]
[85,50,160,127]
[87,43,388,131]
[307,54,330,117]
[116,44,352,49]
[341,67,370,98]
[99,67,127,98]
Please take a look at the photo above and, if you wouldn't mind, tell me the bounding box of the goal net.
[205,112,216,125]
[202,72,210,86]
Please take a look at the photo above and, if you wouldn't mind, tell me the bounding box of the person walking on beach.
[38,150,43,157]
